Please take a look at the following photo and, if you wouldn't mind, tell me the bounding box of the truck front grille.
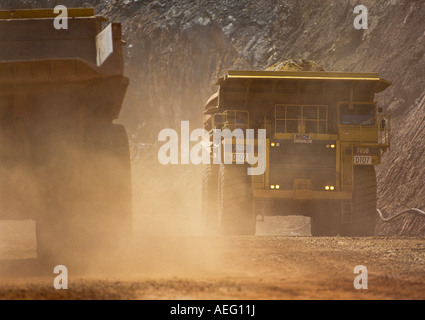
[269,140,336,191]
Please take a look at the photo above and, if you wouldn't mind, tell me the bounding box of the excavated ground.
[0,219,424,300]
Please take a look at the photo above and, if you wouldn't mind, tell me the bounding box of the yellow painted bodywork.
[0,8,95,19]
[204,70,392,203]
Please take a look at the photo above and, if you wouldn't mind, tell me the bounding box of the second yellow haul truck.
[203,70,391,236]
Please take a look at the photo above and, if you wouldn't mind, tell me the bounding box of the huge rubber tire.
[34,123,88,264]
[218,164,255,235]
[36,123,132,264]
[341,166,377,236]
[202,164,219,234]
[310,201,341,237]
[104,124,133,245]
[82,123,133,252]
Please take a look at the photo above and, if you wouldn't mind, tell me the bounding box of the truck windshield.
[340,103,375,126]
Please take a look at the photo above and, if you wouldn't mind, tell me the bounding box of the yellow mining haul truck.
[0,9,132,261]
[203,70,391,236]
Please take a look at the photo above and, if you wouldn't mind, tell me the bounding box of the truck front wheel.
[341,166,377,236]
[218,164,255,235]
[202,164,219,234]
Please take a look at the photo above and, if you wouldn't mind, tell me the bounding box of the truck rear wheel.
[341,166,377,236]
[218,164,255,235]
[82,123,132,252]
[202,164,219,234]
[36,123,132,263]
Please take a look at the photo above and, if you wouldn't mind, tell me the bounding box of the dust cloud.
[0,142,310,280]
[0,139,224,278]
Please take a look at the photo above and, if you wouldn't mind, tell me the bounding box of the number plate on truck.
[354,156,372,165]
[233,153,247,162]
[293,134,312,144]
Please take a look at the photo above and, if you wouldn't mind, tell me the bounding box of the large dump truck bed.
[0,8,129,122]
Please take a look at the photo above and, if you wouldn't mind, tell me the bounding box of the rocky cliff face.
[2,0,425,234]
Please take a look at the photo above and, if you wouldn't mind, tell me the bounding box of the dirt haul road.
[0,219,424,300]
